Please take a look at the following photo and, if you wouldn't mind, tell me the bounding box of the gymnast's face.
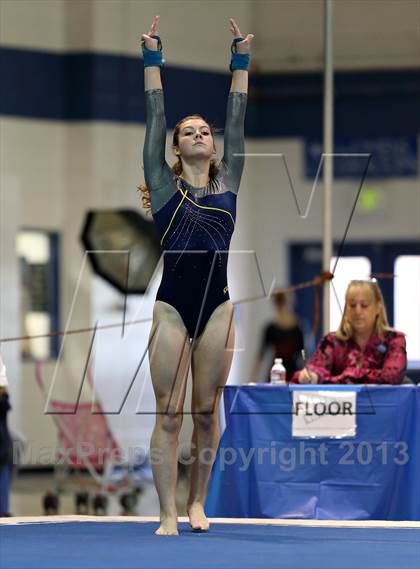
[174,119,216,160]
[345,285,380,337]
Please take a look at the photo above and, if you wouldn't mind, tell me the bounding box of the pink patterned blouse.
[292,331,407,385]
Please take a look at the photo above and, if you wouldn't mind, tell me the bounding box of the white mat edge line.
[0,516,419,529]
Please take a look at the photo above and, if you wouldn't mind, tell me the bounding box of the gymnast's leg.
[187,300,235,530]
[149,301,192,536]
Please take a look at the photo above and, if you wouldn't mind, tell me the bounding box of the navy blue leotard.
[143,90,247,339]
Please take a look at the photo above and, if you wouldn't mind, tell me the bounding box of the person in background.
[0,354,12,517]
[255,292,304,382]
[294,280,406,385]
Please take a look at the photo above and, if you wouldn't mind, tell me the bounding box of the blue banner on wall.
[305,137,418,179]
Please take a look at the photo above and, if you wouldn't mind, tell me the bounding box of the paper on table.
[292,390,357,438]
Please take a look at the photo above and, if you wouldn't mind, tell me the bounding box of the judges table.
[206,385,420,520]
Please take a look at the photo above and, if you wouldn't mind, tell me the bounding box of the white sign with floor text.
[292,390,357,438]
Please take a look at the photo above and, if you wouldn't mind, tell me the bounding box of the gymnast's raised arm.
[141,16,173,208]
[221,19,254,193]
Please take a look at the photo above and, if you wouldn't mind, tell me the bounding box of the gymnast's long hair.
[138,115,219,215]
[336,280,394,341]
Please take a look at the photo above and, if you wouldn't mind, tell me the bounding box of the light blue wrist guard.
[230,37,250,72]
[141,35,164,68]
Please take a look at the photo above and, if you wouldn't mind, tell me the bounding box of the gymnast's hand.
[141,15,160,51]
[229,18,254,53]
[298,368,319,384]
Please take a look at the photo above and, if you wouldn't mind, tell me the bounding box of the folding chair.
[34,362,141,514]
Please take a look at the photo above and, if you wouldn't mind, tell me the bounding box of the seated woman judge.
[294,280,407,385]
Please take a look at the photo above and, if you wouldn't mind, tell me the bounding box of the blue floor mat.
[0,522,418,569]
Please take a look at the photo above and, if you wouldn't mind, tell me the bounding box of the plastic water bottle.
[270,358,286,384]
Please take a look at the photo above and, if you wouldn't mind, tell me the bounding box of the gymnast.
[139,16,253,535]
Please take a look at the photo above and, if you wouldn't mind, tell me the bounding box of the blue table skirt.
[206,386,420,520]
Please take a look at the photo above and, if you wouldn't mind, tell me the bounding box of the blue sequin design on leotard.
[153,180,237,339]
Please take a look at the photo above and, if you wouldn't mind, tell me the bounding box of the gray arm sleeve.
[143,90,176,212]
[220,92,247,194]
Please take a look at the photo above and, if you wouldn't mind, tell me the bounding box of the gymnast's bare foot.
[155,514,178,536]
[188,502,210,532]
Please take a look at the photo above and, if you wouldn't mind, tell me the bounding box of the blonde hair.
[336,280,393,341]
[138,114,219,215]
